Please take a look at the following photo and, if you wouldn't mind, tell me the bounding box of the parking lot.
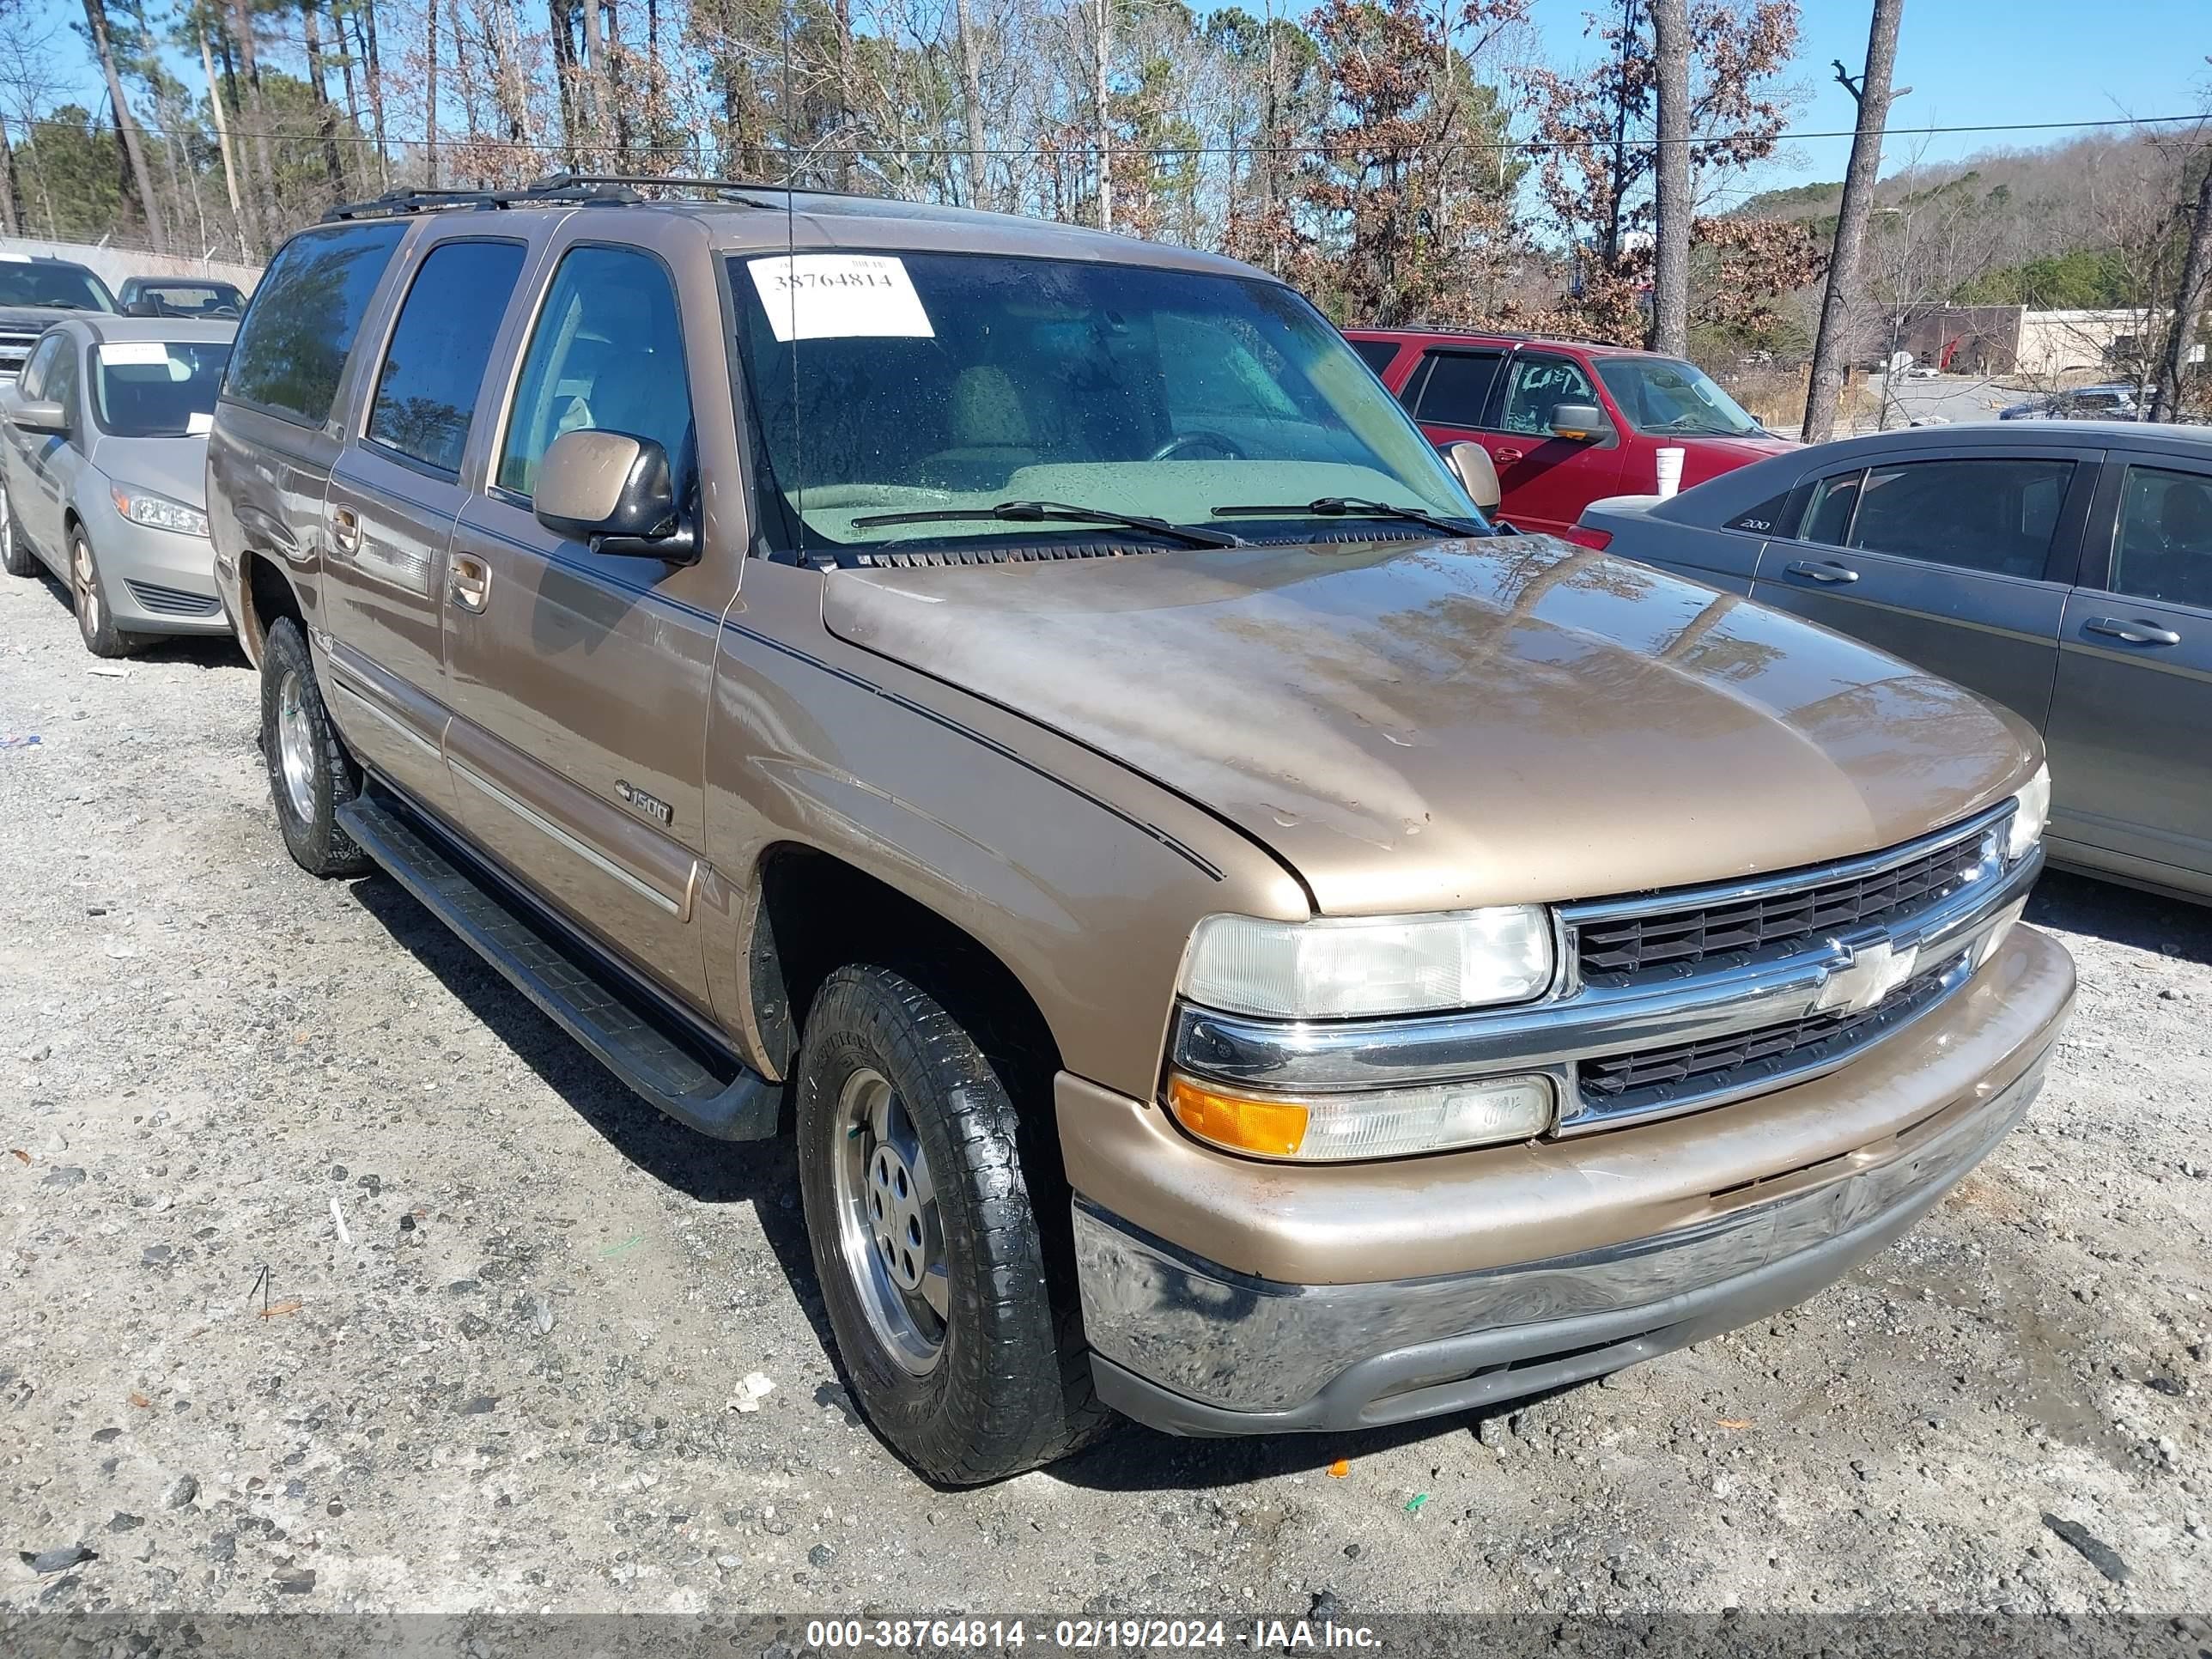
[3,563,2209,1620]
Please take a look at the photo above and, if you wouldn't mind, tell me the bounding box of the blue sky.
[21,0,2212,192]
[1528,0,2211,197]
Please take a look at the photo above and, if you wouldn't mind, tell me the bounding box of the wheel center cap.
[866,1143,927,1292]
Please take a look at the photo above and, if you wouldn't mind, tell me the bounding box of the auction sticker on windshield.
[747,253,934,343]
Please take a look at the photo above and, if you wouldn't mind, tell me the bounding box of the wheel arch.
[742,842,1064,1109]
[236,549,304,662]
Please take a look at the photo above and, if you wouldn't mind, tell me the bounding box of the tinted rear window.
[1413,350,1505,428]
[223,222,406,427]
[367,240,526,473]
[1348,337,1401,375]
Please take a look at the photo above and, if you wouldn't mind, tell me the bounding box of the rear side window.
[366,240,527,474]
[1846,457,2075,579]
[1800,470,1863,544]
[1348,337,1400,375]
[2112,465,2212,610]
[223,222,407,427]
[1413,350,1504,428]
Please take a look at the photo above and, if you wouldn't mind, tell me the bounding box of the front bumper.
[88,491,228,636]
[1065,923,2073,1435]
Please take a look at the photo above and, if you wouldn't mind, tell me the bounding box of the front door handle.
[1492,447,1525,465]
[1784,558,1861,584]
[330,506,361,554]
[448,555,490,614]
[2084,616,2181,647]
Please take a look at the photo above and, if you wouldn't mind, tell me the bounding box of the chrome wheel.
[276,668,319,823]
[72,538,100,635]
[830,1065,948,1375]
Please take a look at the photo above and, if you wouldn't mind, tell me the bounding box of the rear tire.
[260,616,372,878]
[70,529,145,658]
[0,482,33,578]
[795,963,1109,1485]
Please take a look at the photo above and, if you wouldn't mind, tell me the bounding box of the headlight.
[1180,908,1554,1019]
[2006,763,2050,861]
[111,486,209,538]
[1167,1072,1555,1161]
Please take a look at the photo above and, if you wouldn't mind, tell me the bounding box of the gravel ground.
[3,563,2210,1624]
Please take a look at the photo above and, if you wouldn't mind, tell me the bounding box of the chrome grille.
[1572,823,1996,988]
[124,579,221,618]
[1576,951,1966,1118]
[0,331,39,376]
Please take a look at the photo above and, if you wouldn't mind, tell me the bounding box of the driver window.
[1501,354,1597,435]
[2112,465,2212,611]
[496,245,692,499]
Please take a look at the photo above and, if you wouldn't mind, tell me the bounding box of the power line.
[83,108,2212,161]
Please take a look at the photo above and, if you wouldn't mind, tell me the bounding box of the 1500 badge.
[615,780,674,827]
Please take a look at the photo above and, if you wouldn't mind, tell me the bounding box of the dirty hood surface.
[823,537,2039,915]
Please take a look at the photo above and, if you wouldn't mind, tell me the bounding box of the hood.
[823,537,2040,915]
[89,434,210,511]
[0,303,89,332]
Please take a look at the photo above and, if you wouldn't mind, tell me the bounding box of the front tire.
[70,529,145,657]
[260,616,372,878]
[0,481,33,578]
[796,964,1107,1485]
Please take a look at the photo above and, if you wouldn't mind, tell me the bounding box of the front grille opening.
[1577,953,1964,1116]
[1574,830,1991,988]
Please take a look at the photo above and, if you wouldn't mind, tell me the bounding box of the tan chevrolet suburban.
[208,176,2074,1485]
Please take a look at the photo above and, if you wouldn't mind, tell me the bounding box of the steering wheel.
[1148,429,1247,462]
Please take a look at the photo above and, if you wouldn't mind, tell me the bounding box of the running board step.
[337,795,781,1140]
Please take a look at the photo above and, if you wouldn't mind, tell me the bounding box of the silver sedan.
[0,314,235,656]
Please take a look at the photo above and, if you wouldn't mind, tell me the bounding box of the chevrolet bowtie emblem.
[1814,933,1920,1017]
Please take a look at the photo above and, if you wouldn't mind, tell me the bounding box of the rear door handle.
[330,506,361,554]
[1784,558,1861,584]
[448,554,491,614]
[2084,616,2180,647]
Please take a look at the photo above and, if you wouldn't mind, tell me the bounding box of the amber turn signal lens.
[1167,1075,1308,1158]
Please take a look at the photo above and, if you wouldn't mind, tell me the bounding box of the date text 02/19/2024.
[802,1620,1382,1650]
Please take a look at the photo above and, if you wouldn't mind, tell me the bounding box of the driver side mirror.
[3,389,68,434]
[534,428,696,561]
[1442,441,1501,513]
[1549,403,1609,441]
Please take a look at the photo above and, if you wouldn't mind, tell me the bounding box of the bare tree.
[1648,0,1688,354]
[1802,0,1904,441]
[2152,119,2211,422]
[1092,0,1111,230]
[79,0,167,249]
[198,27,252,252]
[954,0,988,206]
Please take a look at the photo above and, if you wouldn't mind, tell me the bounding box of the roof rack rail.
[527,171,849,198]
[319,177,647,222]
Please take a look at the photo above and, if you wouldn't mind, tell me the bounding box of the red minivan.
[1346,328,1798,537]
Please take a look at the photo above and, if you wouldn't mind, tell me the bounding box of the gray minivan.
[1576,421,2212,902]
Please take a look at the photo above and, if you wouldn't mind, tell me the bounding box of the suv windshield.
[728,252,1479,552]
[94,339,231,436]
[0,259,115,312]
[1594,356,1762,438]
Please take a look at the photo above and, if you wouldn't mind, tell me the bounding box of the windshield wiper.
[849,499,1242,550]
[1209,497,1484,538]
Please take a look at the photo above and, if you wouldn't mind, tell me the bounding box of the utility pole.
[1649,0,1690,355]
[1802,0,1906,442]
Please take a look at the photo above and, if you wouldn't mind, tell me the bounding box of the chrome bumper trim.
[1076,1048,2046,1416]
[1172,844,2039,1129]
